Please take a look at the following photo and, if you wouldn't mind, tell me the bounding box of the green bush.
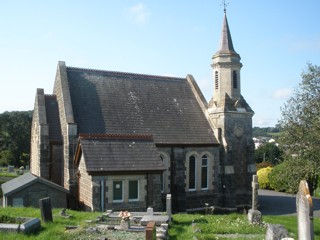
[256,161,273,171]
[269,158,318,194]
[257,167,273,189]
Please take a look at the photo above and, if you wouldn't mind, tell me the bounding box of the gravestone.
[8,165,14,173]
[39,197,53,222]
[166,194,172,222]
[296,180,314,240]
[147,207,154,215]
[248,175,262,224]
[265,224,289,240]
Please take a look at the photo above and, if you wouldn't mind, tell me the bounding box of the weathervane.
[221,0,229,13]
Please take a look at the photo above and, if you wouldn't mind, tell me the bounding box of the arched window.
[189,155,196,190]
[159,153,170,194]
[201,155,208,189]
[215,71,219,89]
[233,70,238,89]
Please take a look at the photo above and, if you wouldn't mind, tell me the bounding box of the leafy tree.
[0,111,32,166]
[278,63,320,192]
[255,142,283,165]
[269,158,318,194]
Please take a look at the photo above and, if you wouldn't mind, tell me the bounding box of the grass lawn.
[0,207,320,239]
[0,172,18,178]
[169,213,320,240]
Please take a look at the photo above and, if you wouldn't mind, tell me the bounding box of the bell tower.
[208,9,256,208]
[212,13,242,105]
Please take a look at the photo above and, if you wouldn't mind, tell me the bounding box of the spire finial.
[221,0,229,14]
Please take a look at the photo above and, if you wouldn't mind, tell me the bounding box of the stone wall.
[52,62,78,196]
[78,155,93,210]
[157,146,219,212]
[50,145,63,185]
[210,111,255,208]
[30,89,50,179]
[92,174,148,212]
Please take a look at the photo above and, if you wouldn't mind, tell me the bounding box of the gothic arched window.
[189,155,196,190]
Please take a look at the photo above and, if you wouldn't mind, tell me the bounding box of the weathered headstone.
[8,165,14,173]
[39,197,53,222]
[296,180,314,240]
[265,224,289,240]
[248,175,262,224]
[166,194,172,222]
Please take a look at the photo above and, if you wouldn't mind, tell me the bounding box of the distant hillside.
[253,126,281,138]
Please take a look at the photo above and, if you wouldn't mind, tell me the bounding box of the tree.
[0,111,32,166]
[269,158,318,194]
[255,142,283,165]
[278,63,320,192]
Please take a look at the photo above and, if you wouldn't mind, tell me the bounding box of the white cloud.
[273,88,292,100]
[253,117,277,128]
[128,3,150,25]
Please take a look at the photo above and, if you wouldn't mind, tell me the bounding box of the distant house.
[30,12,256,212]
[1,172,68,208]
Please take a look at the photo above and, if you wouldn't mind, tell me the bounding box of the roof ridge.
[79,133,154,141]
[66,66,185,81]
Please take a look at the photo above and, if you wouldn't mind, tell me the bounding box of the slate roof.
[66,67,217,145]
[1,172,69,196]
[45,95,62,142]
[76,134,164,172]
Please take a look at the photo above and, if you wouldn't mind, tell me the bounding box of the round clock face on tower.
[234,122,244,138]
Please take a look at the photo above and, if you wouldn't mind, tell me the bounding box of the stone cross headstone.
[248,175,262,224]
[39,197,53,222]
[147,207,154,215]
[251,175,258,210]
[296,180,314,240]
[166,194,172,222]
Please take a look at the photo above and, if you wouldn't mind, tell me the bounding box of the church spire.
[210,10,242,105]
[216,13,238,56]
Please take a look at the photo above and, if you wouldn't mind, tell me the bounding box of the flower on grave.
[118,211,131,221]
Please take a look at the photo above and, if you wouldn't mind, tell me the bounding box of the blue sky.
[0,1,319,127]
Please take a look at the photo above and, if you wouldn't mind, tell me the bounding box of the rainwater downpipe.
[100,180,104,212]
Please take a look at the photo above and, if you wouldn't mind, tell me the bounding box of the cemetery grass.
[0,172,17,178]
[0,208,320,240]
[169,214,320,240]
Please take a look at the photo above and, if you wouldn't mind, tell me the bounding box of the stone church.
[30,12,255,212]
